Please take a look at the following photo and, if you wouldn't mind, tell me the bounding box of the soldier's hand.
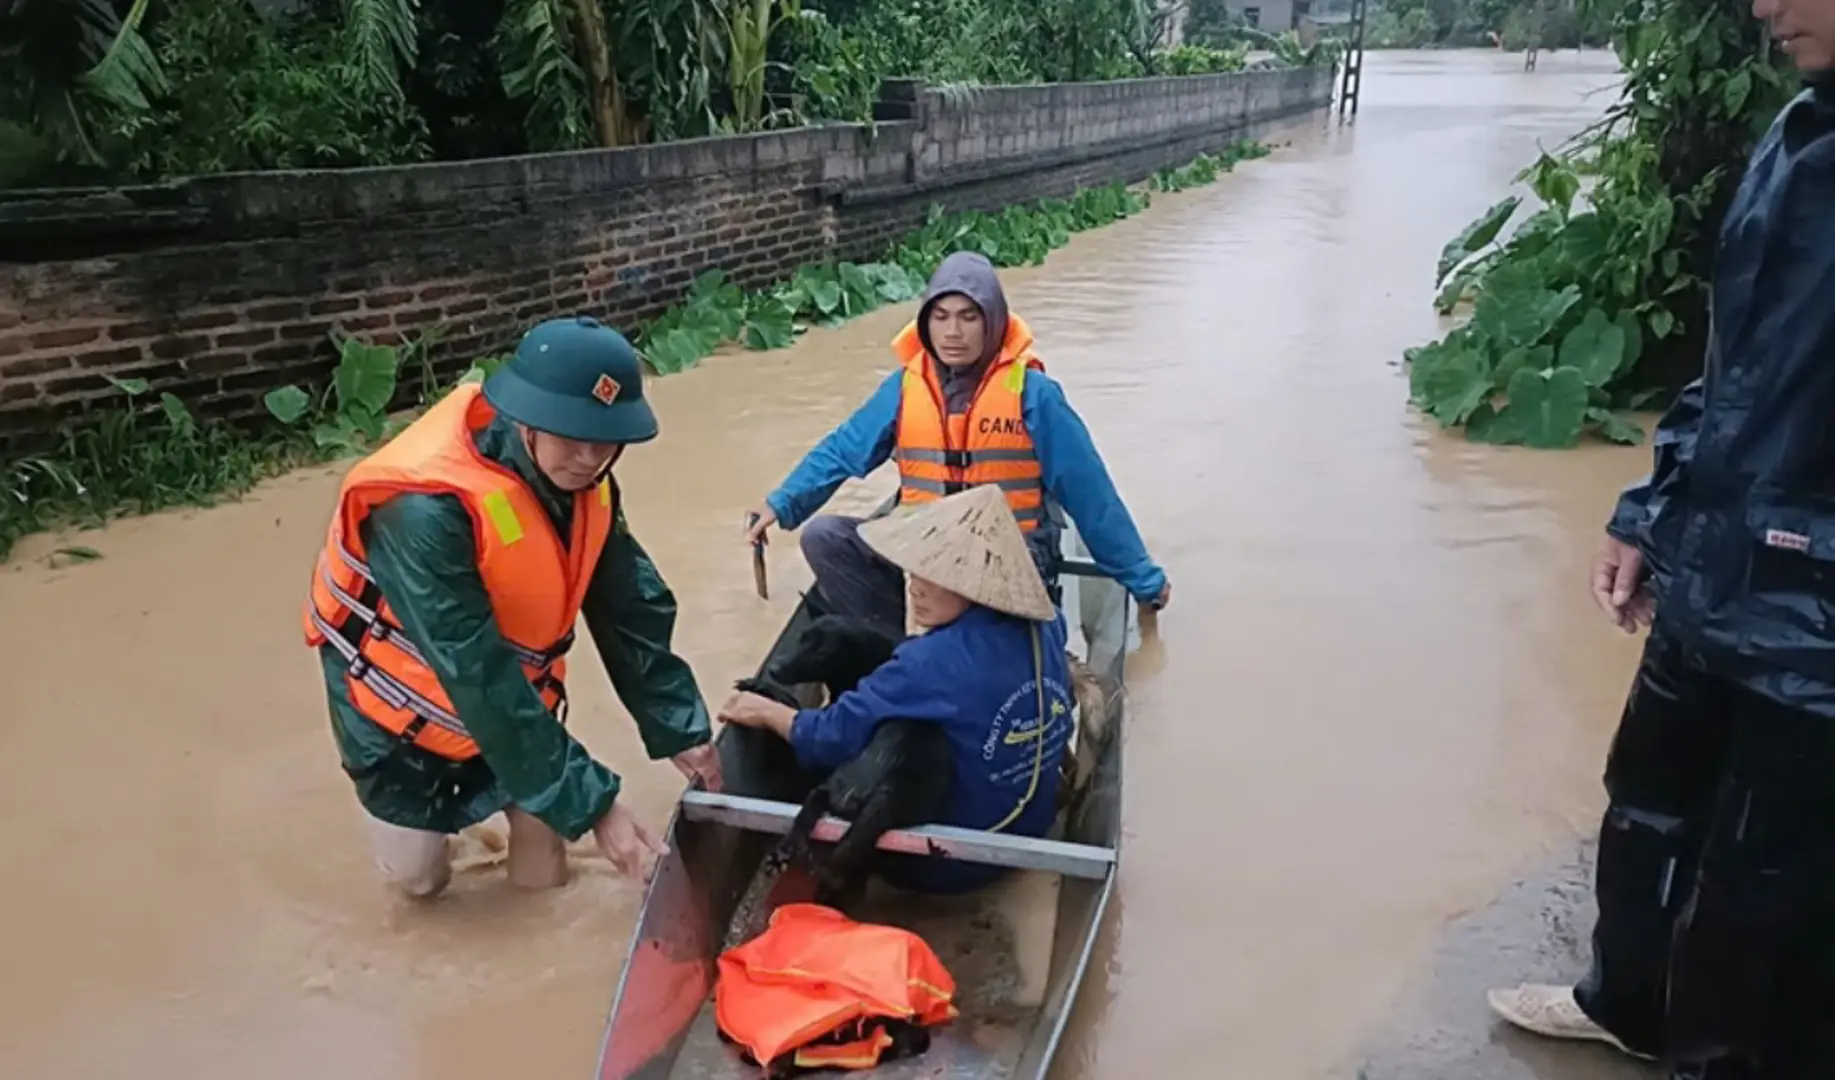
[672,743,724,792]
[592,801,669,882]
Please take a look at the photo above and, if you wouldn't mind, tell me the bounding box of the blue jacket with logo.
[787,604,1073,892]
[764,367,1167,605]
[1609,86,1835,715]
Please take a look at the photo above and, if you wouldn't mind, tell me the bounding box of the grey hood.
[916,251,1011,414]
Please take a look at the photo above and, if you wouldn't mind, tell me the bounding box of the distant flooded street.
[0,47,1646,1080]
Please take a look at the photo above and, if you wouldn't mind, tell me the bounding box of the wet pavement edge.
[1342,840,1663,1080]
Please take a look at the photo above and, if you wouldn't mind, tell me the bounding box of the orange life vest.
[302,382,615,761]
[716,903,958,1071]
[891,314,1046,531]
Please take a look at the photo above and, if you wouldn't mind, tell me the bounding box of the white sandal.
[1486,984,1657,1061]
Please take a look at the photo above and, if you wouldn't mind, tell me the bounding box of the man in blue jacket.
[744,252,1169,637]
[1487,4,1835,1076]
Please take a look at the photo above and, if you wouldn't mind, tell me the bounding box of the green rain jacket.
[318,415,712,839]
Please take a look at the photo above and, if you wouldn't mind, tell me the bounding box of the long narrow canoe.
[595,524,1131,1080]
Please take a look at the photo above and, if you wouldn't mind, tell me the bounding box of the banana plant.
[569,0,638,145]
[1,0,167,165]
[610,0,722,141]
[341,0,420,98]
[497,0,656,148]
[496,0,594,148]
[715,0,801,132]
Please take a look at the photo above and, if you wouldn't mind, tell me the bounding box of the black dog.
[769,613,905,698]
[747,615,953,908]
[724,675,821,805]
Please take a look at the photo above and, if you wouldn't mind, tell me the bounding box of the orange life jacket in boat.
[715,903,959,1072]
[891,315,1047,532]
[302,382,615,761]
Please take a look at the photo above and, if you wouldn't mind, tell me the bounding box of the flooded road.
[0,48,1647,1080]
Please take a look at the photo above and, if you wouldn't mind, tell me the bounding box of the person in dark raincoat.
[719,484,1073,895]
[305,316,720,900]
[1488,4,1835,1075]
[742,252,1169,638]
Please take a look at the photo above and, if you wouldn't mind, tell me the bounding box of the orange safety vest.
[716,903,958,1071]
[891,314,1047,531]
[302,382,615,761]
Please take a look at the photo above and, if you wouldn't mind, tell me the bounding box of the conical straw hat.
[859,485,1057,622]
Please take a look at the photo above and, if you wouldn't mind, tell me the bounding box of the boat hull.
[597,522,1129,1080]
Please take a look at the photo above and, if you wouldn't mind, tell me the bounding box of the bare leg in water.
[505,805,569,889]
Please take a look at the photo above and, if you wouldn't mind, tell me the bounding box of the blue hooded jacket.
[787,605,1073,892]
[764,253,1167,605]
[1608,86,1835,715]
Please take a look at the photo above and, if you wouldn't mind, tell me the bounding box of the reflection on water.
[0,47,1645,1080]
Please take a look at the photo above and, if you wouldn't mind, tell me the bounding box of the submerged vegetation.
[1403,0,1795,449]
[636,140,1267,374]
[0,139,1269,563]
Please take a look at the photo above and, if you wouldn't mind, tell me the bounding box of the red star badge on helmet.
[591,373,621,406]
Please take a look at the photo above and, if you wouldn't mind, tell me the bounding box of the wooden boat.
[594,525,1132,1080]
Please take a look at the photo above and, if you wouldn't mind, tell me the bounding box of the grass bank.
[0,139,1269,564]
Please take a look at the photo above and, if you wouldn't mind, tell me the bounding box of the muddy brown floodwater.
[0,48,1650,1080]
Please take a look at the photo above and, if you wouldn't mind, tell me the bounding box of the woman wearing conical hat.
[718,484,1074,893]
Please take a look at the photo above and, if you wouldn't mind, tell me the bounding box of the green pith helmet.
[482,316,659,444]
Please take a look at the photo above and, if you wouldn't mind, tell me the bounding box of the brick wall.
[0,66,1333,449]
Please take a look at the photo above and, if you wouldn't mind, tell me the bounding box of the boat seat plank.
[679,791,1117,880]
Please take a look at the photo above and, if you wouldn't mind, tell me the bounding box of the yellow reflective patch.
[1002,362,1027,394]
[597,478,612,507]
[481,490,524,546]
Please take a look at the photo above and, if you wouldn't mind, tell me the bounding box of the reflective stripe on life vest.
[890,316,1046,530]
[792,1028,895,1070]
[302,382,615,761]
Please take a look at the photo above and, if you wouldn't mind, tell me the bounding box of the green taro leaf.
[808,275,842,315]
[333,341,401,416]
[264,385,312,424]
[1437,196,1521,286]
[1474,283,1581,352]
[1587,406,1647,445]
[1648,307,1676,339]
[1508,365,1590,449]
[1525,152,1580,217]
[1465,401,1524,445]
[1493,344,1554,392]
[158,392,195,434]
[1615,309,1645,374]
[1558,307,1629,388]
[742,298,797,351]
[1415,342,1493,426]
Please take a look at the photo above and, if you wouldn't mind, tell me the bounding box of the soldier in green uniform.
[306,316,720,899]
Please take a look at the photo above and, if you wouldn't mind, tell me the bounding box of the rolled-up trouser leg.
[1663,690,1835,1077]
[368,815,454,899]
[1572,628,1734,1058]
[799,514,907,638]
